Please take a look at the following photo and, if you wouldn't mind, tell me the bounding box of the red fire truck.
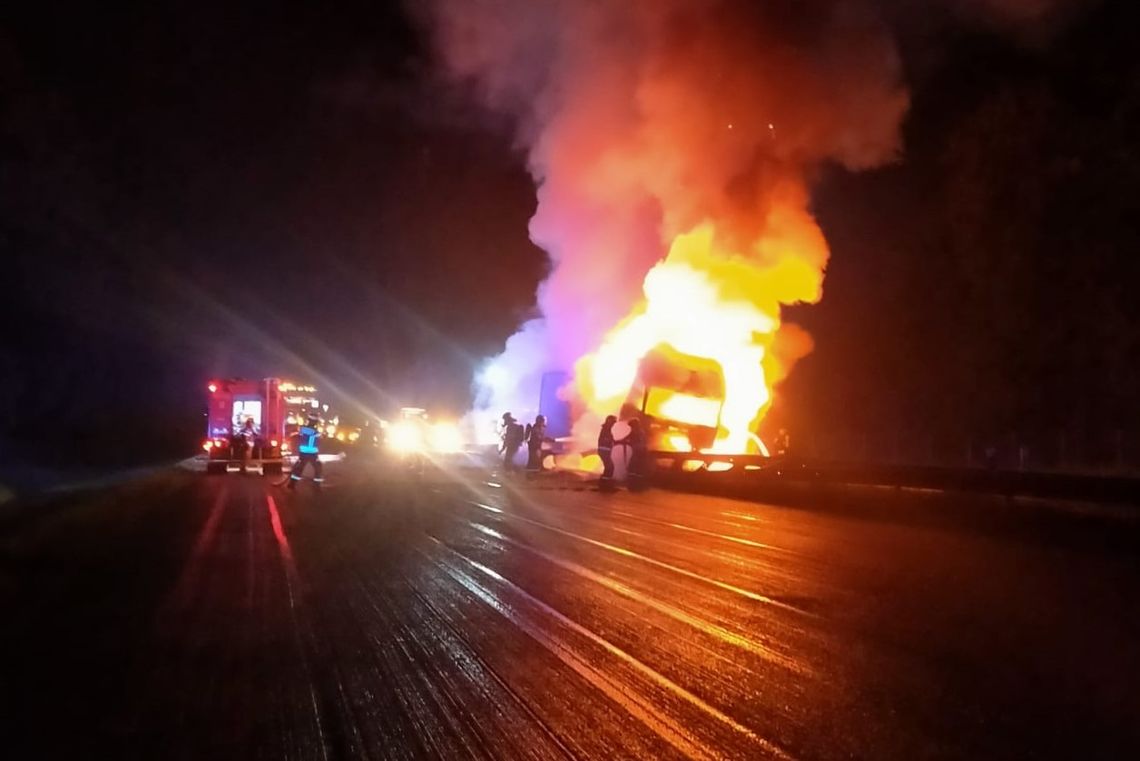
[202,378,286,475]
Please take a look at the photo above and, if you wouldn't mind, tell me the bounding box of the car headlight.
[430,422,464,454]
[388,421,424,452]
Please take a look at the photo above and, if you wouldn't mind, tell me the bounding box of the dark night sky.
[2,0,1138,470]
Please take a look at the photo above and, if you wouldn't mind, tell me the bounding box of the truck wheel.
[206,461,227,475]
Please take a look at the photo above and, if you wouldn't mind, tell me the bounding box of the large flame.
[577,189,827,453]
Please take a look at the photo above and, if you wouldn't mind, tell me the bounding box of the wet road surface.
[2,463,1139,759]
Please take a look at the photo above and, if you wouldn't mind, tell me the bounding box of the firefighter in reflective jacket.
[289,414,323,489]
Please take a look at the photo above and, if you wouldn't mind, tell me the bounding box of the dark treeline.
[785,0,1140,469]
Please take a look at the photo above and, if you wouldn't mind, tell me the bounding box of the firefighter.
[237,417,257,474]
[525,414,548,475]
[288,413,323,489]
[597,415,618,486]
[617,417,649,489]
[500,412,525,472]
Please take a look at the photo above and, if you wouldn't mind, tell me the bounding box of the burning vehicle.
[620,347,725,454]
[429,2,910,466]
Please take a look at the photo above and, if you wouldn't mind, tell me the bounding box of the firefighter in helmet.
[289,412,324,489]
[617,417,649,489]
[500,412,525,472]
[597,415,618,486]
[525,414,548,475]
[237,417,257,474]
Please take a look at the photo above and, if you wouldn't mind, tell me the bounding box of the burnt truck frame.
[619,348,772,471]
[620,348,725,451]
[203,378,285,475]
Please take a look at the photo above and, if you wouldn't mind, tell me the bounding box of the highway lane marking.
[466,500,811,616]
[608,509,782,550]
[163,482,230,610]
[265,494,331,760]
[526,489,784,549]
[476,487,799,571]
[721,510,763,522]
[425,537,794,761]
[466,521,814,677]
[266,494,294,566]
[562,512,789,577]
[401,581,581,760]
[523,491,786,550]
[544,490,783,545]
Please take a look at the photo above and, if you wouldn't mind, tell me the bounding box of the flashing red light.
[202,441,213,451]
[270,439,278,447]
[208,382,218,393]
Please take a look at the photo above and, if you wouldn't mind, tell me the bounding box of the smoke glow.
[423,0,910,448]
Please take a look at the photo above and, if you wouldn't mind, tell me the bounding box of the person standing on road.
[597,415,617,487]
[288,413,323,489]
[617,417,649,490]
[500,412,525,473]
[525,414,548,476]
[237,417,257,474]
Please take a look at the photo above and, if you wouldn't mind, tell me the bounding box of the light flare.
[430,422,465,454]
[388,421,424,453]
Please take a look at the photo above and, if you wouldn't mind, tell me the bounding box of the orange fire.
[576,189,826,453]
[422,1,912,453]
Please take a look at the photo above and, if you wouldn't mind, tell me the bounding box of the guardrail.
[647,452,1140,507]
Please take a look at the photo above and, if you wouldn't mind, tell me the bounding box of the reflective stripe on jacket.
[298,425,320,455]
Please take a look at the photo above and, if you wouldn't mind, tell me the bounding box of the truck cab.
[620,347,725,453]
[203,378,286,475]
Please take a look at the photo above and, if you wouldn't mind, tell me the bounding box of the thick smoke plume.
[416,0,1093,446]
[420,0,913,438]
[420,0,910,437]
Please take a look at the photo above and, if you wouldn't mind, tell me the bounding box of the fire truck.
[202,378,286,475]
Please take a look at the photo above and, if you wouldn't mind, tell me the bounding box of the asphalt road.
[2,461,1138,760]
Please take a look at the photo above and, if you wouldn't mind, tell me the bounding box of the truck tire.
[206,461,227,475]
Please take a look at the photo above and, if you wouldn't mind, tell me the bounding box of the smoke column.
[418,0,913,439]
[413,0,1094,449]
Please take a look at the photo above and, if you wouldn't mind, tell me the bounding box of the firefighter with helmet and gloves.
[288,412,324,489]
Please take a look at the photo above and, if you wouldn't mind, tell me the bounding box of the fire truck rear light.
[270,439,278,447]
[208,382,218,393]
[202,441,213,451]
